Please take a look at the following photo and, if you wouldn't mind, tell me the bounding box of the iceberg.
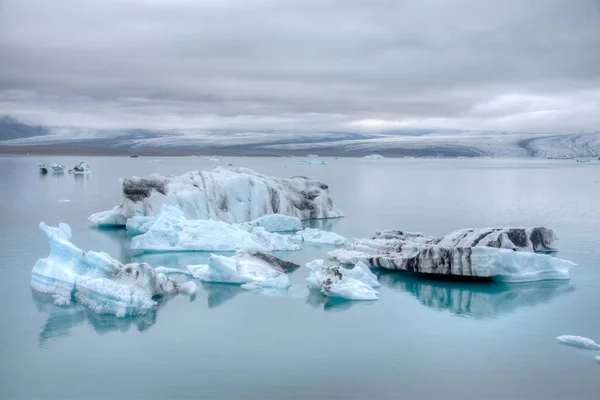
[239,214,303,233]
[187,252,298,290]
[38,164,48,174]
[129,205,301,252]
[129,211,303,236]
[50,163,65,173]
[31,222,196,317]
[69,161,92,174]
[556,335,600,350]
[291,228,346,245]
[306,259,380,300]
[363,154,385,160]
[329,227,574,282]
[89,167,343,227]
[298,159,327,165]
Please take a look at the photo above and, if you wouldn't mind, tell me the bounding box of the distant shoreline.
[0,144,469,157]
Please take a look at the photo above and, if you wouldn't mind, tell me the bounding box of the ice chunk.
[306,259,380,300]
[556,335,600,350]
[126,215,158,235]
[50,163,65,174]
[129,205,301,252]
[205,156,222,162]
[347,261,381,288]
[298,160,327,165]
[363,154,385,161]
[31,222,196,317]
[38,164,48,174]
[69,161,92,174]
[291,228,346,245]
[89,167,343,227]
[329,226,573,282]
[241,273,292,291]
[240,214,303,232]
[188,252,298,290]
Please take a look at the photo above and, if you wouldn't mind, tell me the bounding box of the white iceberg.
[291,228,346,245]
[298,159,327,165]
[50,163,65,174]
[31,222,196,317]
[187,252,298,291]
[129,205,301,252]
[69,161,92,174]
[329,227,573,282]
[556,335,600,350]
[363,154,385,161]
[89,167,343,227]
[306,259,380,300]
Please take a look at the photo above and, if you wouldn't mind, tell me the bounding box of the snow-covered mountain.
[1,116,598,157]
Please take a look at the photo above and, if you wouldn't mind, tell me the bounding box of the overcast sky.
[1,0,599,133]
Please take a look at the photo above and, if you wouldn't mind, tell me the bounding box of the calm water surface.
[0,156,599,399]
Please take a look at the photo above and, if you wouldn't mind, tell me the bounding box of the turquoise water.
[1,156,599,399]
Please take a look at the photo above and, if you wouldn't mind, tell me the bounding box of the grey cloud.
[0,0,599,132]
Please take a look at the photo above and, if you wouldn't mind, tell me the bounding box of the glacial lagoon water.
[1,155,599,399]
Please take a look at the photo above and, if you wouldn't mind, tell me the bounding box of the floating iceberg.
[306,259,380,300]
[187,252,298,291]
[556,335,600,350]
[363,154,385,160]
[50,163,65,174]
[329,227,574,282]
[89,167,343,227]
[38,164,48,174]
[31,222,196,317]
[129,205,301,252]
[291,228,346,245]
[239,214,303,232]
[69,162,92,174]
[298,159,327,165]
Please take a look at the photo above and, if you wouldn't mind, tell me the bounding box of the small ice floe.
[38,164,48,174]
[556,335,600,350]
[363,154,385,161]
[148,159,162,163]
[58,199,71,203]
[306,259,380,301]
[205,156,222,162]
[69,162,92,174]
[185,252,299,292]
[129,205,301,252]
[291,228,346,245]
[30,222,196,317]
[50,163,65,174]
[298,159,327,165]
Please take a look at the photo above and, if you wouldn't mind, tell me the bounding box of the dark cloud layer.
[1,0,599,132]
